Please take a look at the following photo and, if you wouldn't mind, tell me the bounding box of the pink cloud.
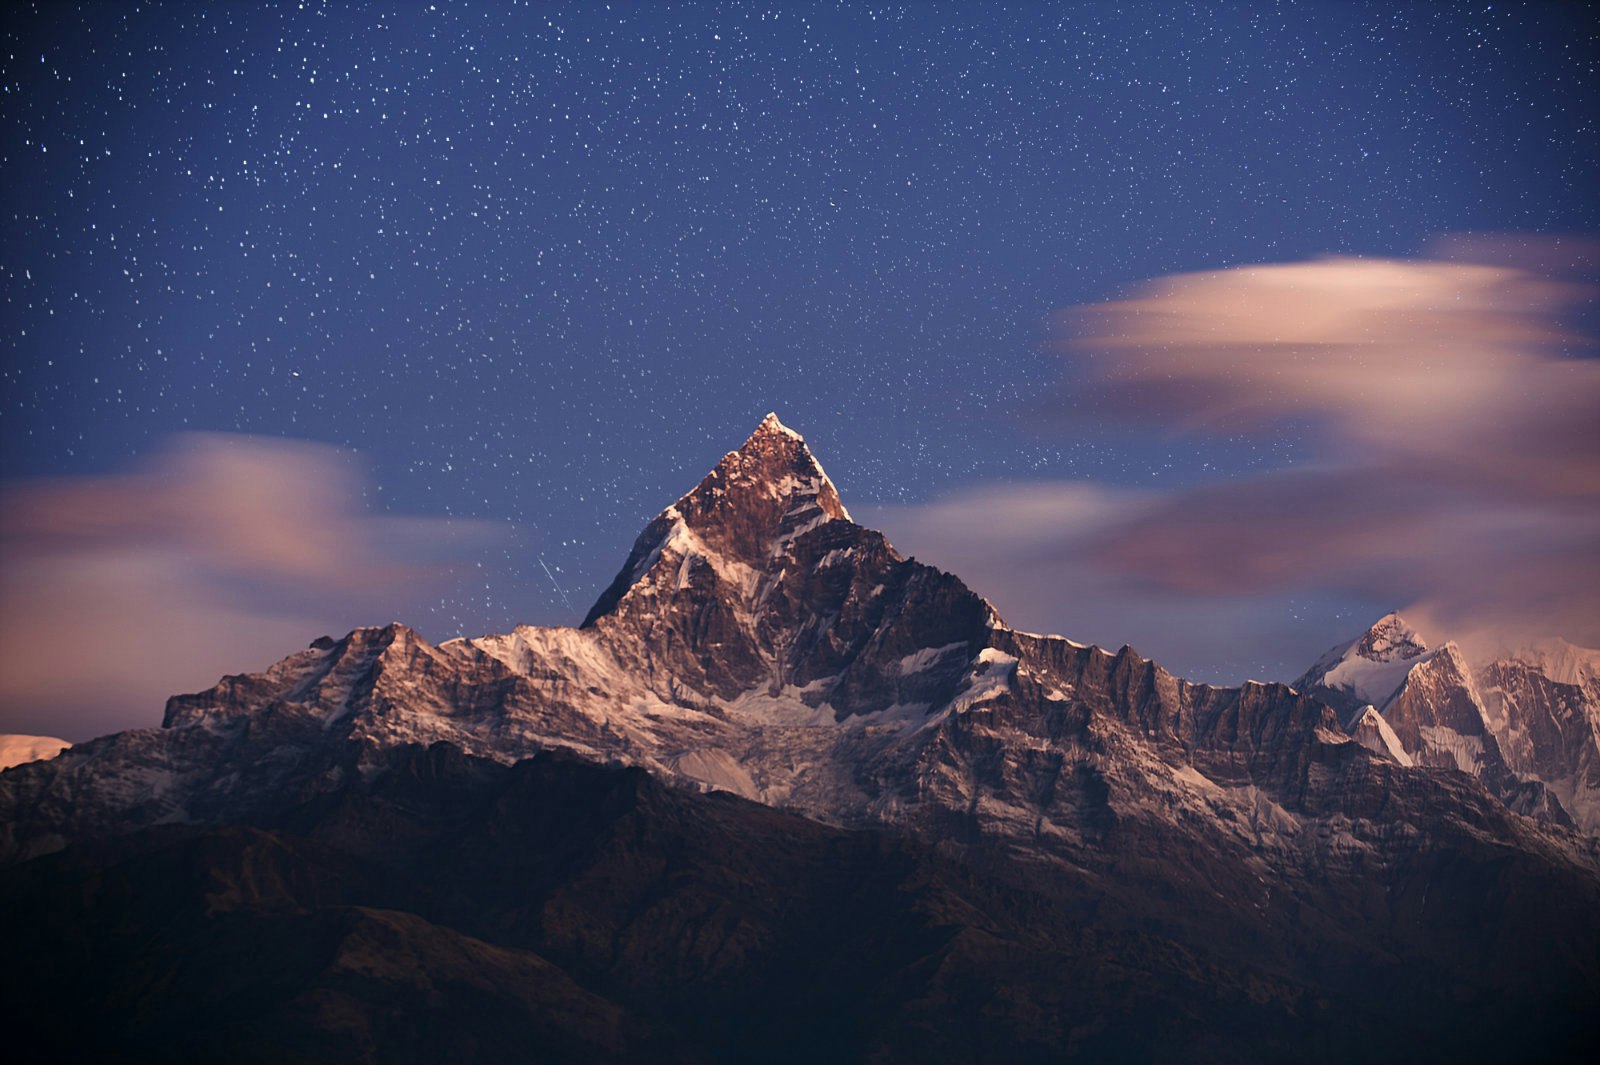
[0,435,506,740]
[870,244,1600,679]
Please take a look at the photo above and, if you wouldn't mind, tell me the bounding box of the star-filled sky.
[3,2,1597,740]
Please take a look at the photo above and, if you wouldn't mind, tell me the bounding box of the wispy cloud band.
[869,240,1600,678]
[0,434,505,739]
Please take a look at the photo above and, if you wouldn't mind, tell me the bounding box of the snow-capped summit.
[1294,611,1434,715]
[1297,612,1600,833]
[1502,638,1600,689]
[1354,611,1430,662]
[675,410,852,544]
[754,409,803,441]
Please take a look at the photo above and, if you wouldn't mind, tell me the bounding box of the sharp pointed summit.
[753,410,801,440]
[582,415,851,625]
[1353,611,1429,662]
[700,411,851,528]
[666,412,852,544]
[1294,611,1434,715]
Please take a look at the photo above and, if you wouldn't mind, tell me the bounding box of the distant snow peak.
[1508,637,1600,689]
[1295,610,1600,835]
[1355,611,1429,662]
[1296,615,1435,713]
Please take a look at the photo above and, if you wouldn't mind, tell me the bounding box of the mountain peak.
[1355,612,1429,662]
[1294,611,1434,714]
[753,410,803,442]
[681,413,851,530]
[582,415,852,625]
[1499,637,1600,688]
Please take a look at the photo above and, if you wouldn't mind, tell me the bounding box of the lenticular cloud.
[867,246,1600,678]
[1058,251,1600,650]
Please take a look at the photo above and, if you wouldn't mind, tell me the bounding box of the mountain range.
[1295,612,1600,832]
[2,414,1597,1063]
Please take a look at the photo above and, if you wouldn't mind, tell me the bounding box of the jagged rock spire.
[672,412,851,552]
[582,414,851,626]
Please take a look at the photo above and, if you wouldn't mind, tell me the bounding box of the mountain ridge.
[2,415,1599,1060]
[6,416,1596,861]
[1296,611,1600,832]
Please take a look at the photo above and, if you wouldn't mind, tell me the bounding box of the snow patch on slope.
[898,642,966,675]
[1348,707,1413,766]
[1322,650,1435,709]
[951,648,1018,714]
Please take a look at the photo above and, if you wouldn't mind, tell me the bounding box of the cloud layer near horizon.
[0,434,505,740]
[867,247,1600,680]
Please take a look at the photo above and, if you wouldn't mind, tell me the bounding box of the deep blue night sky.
[3,2,1597,737]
